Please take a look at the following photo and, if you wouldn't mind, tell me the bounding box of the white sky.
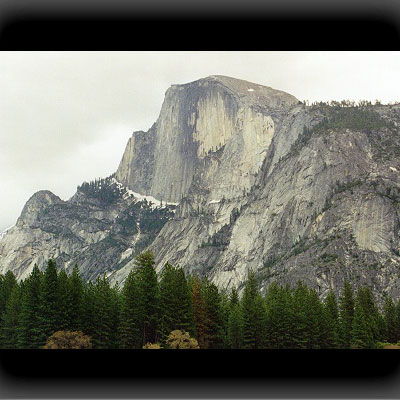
[1,51,400,232]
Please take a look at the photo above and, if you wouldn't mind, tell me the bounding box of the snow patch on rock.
[111,178,179,209]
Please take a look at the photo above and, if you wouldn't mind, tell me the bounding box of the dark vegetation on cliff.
[1,252,400,349]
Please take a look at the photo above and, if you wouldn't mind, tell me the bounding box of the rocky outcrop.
[0,178,175,282]
[146,102,400,303]
[116,75,299,203]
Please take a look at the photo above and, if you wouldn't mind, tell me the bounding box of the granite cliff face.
[1,75,400,302]
[0,177,175,281]
[116,75,298,203]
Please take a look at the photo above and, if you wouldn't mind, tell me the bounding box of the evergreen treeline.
[77,175,124,204]
[1,252,399,349]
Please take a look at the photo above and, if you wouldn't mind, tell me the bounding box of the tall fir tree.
[227,288,243,349]
[109,282,121,349]
[38,259,60,346]
[351,297,375,348]
[382,296,397,343]
[135,251,160,346]
[159,263,195,343]
[57,269,71,331]
[191,276,208,349]
[396,300,400,343]
[323,290,339,348]
[351,286,379,348]
[219,289,231,348]
[290,281,309,348]
[338,280,355,348]
[92,274,116,349]
[17,265,43,348]
[80,281,96,339]
[68,265,84,332]
[120,270,141,348]
[306,288,326,349]
[241,271,266,349]
[202,279,224,349]
[265,282,292,349]
[0,271,17,324]
[0,284,21,348]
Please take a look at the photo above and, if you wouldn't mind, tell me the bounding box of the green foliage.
[68,265,84,331]
[17,265,43,349]
[0,285,21,348]
[286,106,394,160]
[241,271,267,349]
[383,296,398,343]
[191,277,208,349]
[351,286,381,348]
[202,279,224,349]
[119,270,141,348]
[351,298,375,348]
[0,251,395,349]
[338,280,355,348]
[91,275,120,349]
[135,251,160,346]
[77,175,123,204]
[159,264,195,343]
[264,282,292,348]
[228,300,243,348]
[37,259,60,346]
[313,107,393,134]
[323,291,340,348]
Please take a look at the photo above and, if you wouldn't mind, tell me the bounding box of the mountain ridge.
[1,76,400,303]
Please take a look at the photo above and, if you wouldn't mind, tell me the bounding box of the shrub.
[43,331,92,349]
[142,342,162,349]
[166,330,200,349]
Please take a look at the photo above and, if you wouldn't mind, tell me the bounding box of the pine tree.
[351,300,374,348]
[241,271,266,349]
[191,276,208,349]
[0,271,17,323]
[338,280,355,348]
[92,275,115,349]
[38,259,60,346]
[68,265,84,332]
[202,279,224,349]
[306,288,326,349]
[17,265,43,348]
[383,296,397,343]
[220,289,231,348]
[120,270,141,348]
[135,251,160,346]
[323,290,339,348]
[265,282,292,349]
[80,281,96,339]
[290,281,309,348]
[228,288,243,349]
[351,287,378,348]
[57,269,71,331]
[159,264,195,343]
[109,282,121,349]
[281,284,295,348]
[396,300,400,343]
[1,284,21,348]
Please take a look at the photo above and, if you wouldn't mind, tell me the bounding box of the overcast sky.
[1,51,400,232]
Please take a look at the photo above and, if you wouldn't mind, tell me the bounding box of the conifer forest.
[1,251,399,349]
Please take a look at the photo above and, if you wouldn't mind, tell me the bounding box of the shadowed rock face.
[1,75,400,303]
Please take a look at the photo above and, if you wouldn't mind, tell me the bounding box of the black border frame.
[1,0,400,398]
